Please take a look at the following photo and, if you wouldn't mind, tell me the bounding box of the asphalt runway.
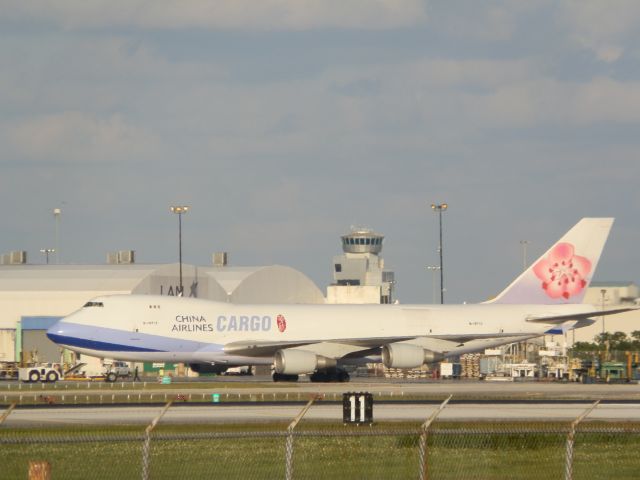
[4,378,640,400]
[3,401,640,426]
[3,379,640,427]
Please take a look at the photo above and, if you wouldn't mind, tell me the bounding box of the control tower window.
[334,264,342,272]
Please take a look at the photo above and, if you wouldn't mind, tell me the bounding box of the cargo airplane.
[47,218,634,382]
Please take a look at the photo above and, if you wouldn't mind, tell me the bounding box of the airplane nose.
[46,320,74,345]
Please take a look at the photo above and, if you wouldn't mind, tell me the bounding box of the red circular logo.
[277,314,287,333]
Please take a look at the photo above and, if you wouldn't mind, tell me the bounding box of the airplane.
[47,218,636,382]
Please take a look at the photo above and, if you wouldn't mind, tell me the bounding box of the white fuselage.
[47,294,594,365]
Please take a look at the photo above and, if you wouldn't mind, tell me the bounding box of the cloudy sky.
[1,1,639,303]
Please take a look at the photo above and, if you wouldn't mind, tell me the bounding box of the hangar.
[0,260,325,363]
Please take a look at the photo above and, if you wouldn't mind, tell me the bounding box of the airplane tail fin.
[487,218,614,305]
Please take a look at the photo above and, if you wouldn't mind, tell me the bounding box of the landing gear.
[310,368,350,383]
[272,373,299,382]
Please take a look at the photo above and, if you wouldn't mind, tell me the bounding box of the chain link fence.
[1,405,640,479]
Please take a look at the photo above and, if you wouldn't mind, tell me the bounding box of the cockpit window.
[83,301,104,307]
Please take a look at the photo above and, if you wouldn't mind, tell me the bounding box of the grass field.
[2,422,640,479]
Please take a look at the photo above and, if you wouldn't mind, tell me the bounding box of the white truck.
[102,361,131,382]
[66,361,131,382]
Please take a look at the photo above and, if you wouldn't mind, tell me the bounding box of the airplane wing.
[223,337,418,358]
[223,332,540,359]
[526,307,638,325]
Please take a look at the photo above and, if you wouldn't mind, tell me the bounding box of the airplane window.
[83,301,104,307]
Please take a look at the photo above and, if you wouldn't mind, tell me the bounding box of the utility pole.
[431,203,447,304]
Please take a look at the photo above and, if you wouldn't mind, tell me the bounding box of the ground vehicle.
[222,366,252,376]
[19,361,131,383]
[103,361,131,382]
[64,361,131,382]
[0,362,18,380]
[19,365,61,383]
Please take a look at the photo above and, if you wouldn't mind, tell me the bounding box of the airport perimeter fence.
[2,420,640,479]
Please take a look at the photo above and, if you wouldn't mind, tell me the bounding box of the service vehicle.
[19,364,61,383]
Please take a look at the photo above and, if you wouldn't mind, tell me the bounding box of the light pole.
[519,240,529,272]
[40,248,55,264]
[53,208,61,264]
[431,203,447,304]
[600,289,608,335]
[426,265,440,304]
[170,205,190,296]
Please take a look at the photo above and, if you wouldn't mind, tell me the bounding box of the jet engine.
[381,343,443,369]
[274,349,337,375]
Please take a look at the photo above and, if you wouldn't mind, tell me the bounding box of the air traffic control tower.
[327,228,395,304]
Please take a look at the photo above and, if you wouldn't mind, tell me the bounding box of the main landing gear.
[272,368,351,383]
[272,373,299,382]
[310,368,350,383]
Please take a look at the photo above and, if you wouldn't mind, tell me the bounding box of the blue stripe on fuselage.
[47,333,162,352]
[46,321,212,353]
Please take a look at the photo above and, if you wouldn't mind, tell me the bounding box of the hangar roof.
[0,263,326,304]
[0,264,157,291]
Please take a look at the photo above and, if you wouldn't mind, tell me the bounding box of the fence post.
[0,402,16,425]
[285,394,322,480]
[141,401,173,480]
[28,461,51,480]
[564,401,599,480]
[418,395,452,480]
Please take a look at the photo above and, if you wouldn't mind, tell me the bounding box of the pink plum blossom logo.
[277,314,287,333]
[533,243,592,300]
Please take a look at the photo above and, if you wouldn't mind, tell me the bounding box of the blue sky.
[1,1,639,303]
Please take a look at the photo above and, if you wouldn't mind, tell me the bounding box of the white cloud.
[3,112,162,162]
[2,0,428,30]
[559,0,640,62]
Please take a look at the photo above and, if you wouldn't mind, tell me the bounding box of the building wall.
[0,330,14,362]
[23,330,60,363]
[572,309,640,344]
[0,290,127,360]
[326,285,381,304]
[571,283,640,344]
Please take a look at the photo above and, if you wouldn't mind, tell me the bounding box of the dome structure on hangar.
[200,265,325,304]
